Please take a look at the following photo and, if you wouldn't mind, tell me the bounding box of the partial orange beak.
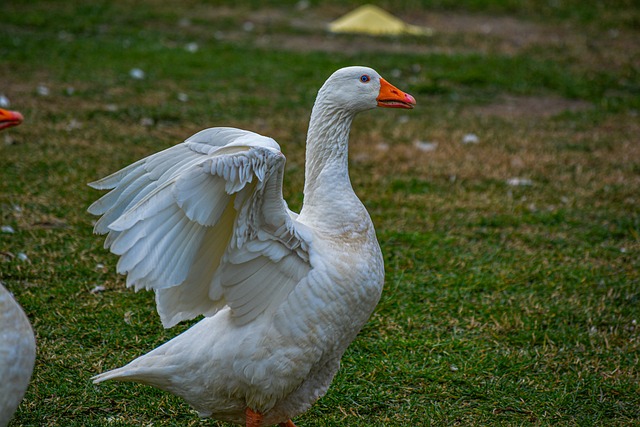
[0,108,24,131]
[376,78,416,109]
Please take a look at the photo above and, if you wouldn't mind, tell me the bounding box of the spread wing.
[89,127,312,328]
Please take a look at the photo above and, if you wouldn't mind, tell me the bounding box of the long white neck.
[299,92,366,229]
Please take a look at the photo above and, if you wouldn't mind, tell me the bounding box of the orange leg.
[246,407,263,427]
[245,407,297,427]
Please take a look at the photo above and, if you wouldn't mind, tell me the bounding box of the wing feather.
[88,157,148,190]
[89,127,312,328]
[90,173,156,233]
[222,256,271,286]
[174,167,230,226]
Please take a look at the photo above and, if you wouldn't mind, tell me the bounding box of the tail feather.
[92,359,178,389]
[92,362,220,420]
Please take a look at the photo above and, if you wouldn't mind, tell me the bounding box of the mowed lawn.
[1,1,639,426]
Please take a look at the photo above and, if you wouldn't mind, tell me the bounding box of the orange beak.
[376,78,416,109]
[0,108,24,131]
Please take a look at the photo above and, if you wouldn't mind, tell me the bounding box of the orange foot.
[245,407,297,427]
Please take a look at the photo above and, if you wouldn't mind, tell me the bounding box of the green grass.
[1,0,639,426]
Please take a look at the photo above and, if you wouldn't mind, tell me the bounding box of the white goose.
[89,66,415,427]
[0,283,36,427]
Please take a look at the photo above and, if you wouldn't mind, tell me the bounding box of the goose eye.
[359,75,370,83]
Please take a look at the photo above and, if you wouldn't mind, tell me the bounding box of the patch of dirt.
[468,95,592,118]
[413,11,570,49]
[250,32,441,56]
[191,6,639,72]
[220,8,550,56]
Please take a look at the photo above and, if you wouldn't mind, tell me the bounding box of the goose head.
[0,108,23,131]
[317,66,416,113]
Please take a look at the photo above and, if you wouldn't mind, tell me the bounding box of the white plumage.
[0,283,36,427]
[90,66,415,426]
[0,108,32,427]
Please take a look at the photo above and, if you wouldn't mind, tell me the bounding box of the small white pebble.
[37,84,50,96]
[17,252,29,261]
[185,42,199,53]
[0,94,10,108]
[462,133,480,144]
[507,178,533,186]
[632,319,637,325]
[242,21,255,32]
[1,225,15,234]
[620,247,627,253]
[450,364,459,372]
[96,263,105,270]
[13,204,22,213]
[177,92,189,102]
[90,285,106,294]
[66,118,82,131]
[140,117,154,127]
[414,140,438,152]
[129,68,145,80]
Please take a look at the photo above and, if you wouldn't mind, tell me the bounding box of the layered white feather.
[89,128,312,327]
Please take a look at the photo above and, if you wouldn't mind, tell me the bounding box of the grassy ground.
[1,0,639,426]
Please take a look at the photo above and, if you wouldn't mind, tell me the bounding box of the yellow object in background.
[328,4,433,36]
